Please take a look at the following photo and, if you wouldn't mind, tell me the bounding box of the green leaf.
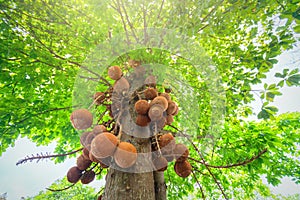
[293,25,300,33]
[258,109,270,119]
[287,74,300,86]
[275,73,283,78]
[277,80,284,87]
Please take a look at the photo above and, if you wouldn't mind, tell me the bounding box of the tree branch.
[46,183,76,192]
[188,148,268,169]
[16,148,83,166]
[191,170,206,199]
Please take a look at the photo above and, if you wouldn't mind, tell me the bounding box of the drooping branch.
[183,132,229,199]
[188,148,268,169]
[16,148,83,166]
[46,183,76,192]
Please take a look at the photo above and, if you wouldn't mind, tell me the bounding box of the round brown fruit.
[77,154,92,170]
[93,92,105,105]
[152,156,168,171]
[82,147,90,160]
[67,166,82,183]
[172,104,179,116]
[174,160,192,178]
[113,77,130,93]
[144,75,156,87]
[160,93,171,101]
[108,66,122,80]
[166,101,177,115]
[136,114,151,127]
[91,132,118,158]
[80,131,92,147]
[114,142,137,168]
[134,100,150,115]
[150,96,168,111]
[173,143,189,162]
[85,132,97,150]
[70,109,93,130]
[159,133,176,151]
[81,170,95,184]
[148,104,164,121]
[166,114,174,125]
[144,88,158,100]
[89,151,99,163]
[93,125,107,134]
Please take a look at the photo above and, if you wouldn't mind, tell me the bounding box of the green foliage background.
[1,0,300,199]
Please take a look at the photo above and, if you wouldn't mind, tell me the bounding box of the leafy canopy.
[1,0,300,199]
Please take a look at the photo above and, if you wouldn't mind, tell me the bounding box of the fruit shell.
[76,155,92,170]
[166,101,177,115]
[150,96,168,111]
[80,131,92,147]
[148,104,164,121]
[152,156,168,171]
[159,133,176,151]
[81,170,96,184]
[82,147,90,160]
[144,88,158,100]
[114,142,137,168]
[113,77,130,93]
[93,125,107,134]
[172,104,179,116]
[136,114,151,127]
[173,143,189,162]
[108,66,122,80]
[160,93,171,101]
[70,109,93,130]
[174,160,192,178]
[91,132,118,158]
[67,166,82,183]
[166,114,174,125]
[134,100,150,115]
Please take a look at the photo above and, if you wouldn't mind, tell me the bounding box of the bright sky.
[0,45,300,200]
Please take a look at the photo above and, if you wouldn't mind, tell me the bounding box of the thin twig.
[118,0,138,42]
[186,136,228,199]
[192,170,206,199]
[156,0,165,21]
[16,148,83,166]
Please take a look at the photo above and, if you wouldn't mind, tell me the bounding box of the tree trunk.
[154,171,167,200]
[102,116,167,199]
[102,78,167,200]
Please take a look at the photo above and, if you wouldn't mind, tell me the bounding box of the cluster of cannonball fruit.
[68,111,138,185]
[67,64,192,186]
[152,133,192,178]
